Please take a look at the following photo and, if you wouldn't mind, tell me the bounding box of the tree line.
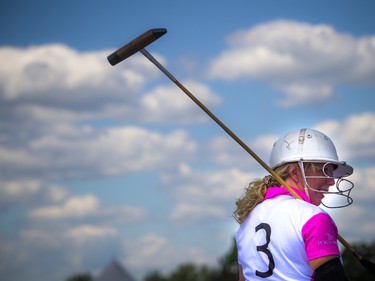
[67,240,375,281]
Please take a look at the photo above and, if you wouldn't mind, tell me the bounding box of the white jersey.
[236,187,340,280]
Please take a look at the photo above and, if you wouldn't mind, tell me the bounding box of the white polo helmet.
[269,128,353,178]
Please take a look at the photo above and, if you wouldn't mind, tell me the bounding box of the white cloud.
[126,234,167,260]
[0,44,154,102]
[161,164,255,221]
[278,83,333,107]
[28,193,147,224]
[1,125,197,180]
[0,179,41,197]
[0,44,220,183]
[29,195,100,219]
[170,203,226,220]
[0,44,219,129]
[208,20,375,107]
[140,80,222,124]
[65,225,118,241]
[351,167,375,203]
[206,136,249,166]
[15,222,125,281]
[4,182,148,279]
[0,179,68,208]
[162,165,252,202]
[203,133,278,170]
[315,112,375,161]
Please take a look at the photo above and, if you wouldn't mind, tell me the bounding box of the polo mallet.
[107,28,375,275]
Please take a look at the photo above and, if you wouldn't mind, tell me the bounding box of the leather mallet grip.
[107,28,167,66]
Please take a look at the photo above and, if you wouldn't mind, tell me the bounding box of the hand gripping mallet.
[107,28,375,275]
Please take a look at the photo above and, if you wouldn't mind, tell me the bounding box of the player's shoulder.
[280,195,325,218]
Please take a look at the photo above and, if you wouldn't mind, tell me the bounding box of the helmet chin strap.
[303,184,311,200]
[298,161,311,200]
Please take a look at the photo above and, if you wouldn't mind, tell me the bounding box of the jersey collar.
[264,186,311,203]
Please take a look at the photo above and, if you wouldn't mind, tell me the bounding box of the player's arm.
[312,257,349,281]
[238,264,245,281]
[309,255,338,270]
[304,214,350,280]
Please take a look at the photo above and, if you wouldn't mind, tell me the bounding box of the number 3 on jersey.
[255,223,275,278]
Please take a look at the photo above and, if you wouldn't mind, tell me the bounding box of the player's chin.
[312,200,322,206]
[312,194,324,206]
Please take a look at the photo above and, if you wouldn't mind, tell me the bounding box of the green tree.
[143,270,168,281]
[209,238,238,281]
[66,272,93,281]
[144,263,215,281]
[142,239,239,281]
[169,263,214,281]
[342,241,375,281]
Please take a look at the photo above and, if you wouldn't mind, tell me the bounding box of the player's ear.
[288,164,300,183]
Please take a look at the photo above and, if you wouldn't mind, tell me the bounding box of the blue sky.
[1,1,375,280]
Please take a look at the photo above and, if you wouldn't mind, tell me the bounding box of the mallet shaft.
[140,48,302,199]
[107,29,374,273]
[140,49,177,82]
[140,48,357,263]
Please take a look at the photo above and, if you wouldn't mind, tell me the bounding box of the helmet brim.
[333,162,353,178]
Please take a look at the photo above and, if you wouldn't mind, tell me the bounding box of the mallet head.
[107,28,167,66]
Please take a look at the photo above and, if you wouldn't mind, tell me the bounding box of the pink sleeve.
[301,212,340,260]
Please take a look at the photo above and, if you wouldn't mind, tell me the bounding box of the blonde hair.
[233,164,291,224]
[233,162,323,224]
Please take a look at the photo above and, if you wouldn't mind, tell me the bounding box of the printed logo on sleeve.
[317,232,337,246]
